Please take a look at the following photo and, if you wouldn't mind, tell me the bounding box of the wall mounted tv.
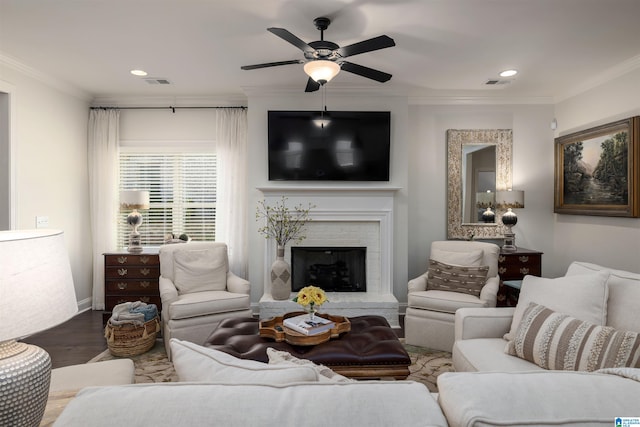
[268,110,391,181]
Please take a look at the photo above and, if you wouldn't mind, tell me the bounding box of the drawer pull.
[498,255,506,262]
[117,298,127,305]
[520,267,530,275]
[117,256,127,264]
[140,268,150,276]
[117,282,128,290]
[140,297,151,303]
[140,256,150,264]
[140,281,150,288]
[519,256,529,263]
[498,267,507,275]
[117,268,128,276]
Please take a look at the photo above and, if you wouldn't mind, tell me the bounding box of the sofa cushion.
[452,337,546,373]
[168,290,250,320]
[430,248,483,266]
[409,290,487,314]
[566,261,640,332]
[437,370,640,427]
[266,348,354,383]
[506,302,640,371]
[504,271,609,341]
[55,381,448,427]
[173,246,227,293]
[170,339,320,384]
[426,259,489,297]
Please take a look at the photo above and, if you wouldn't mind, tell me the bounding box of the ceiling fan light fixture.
[304,60,340,84]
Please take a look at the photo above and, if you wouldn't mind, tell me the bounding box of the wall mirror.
[447,129,513,239]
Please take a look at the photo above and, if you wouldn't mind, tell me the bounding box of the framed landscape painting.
[554,116,639,217]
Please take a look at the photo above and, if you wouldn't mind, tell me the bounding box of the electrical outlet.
[36,216,49,228]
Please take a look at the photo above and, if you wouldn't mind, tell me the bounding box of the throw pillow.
[426,259,489,297]
[266,348,355,383]
[505,302,640,371]
[503,271,610,341]
[173,247,227,294]
[430,248,484,267]
[170,339,319,383]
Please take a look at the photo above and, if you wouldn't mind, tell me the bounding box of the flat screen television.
[268,110,390,181]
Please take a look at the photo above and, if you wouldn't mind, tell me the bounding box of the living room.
[1,1,640,424]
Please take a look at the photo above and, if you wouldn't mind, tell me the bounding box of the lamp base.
[0,340,51,427]
[502,231,517,251]
[128,232,143,253]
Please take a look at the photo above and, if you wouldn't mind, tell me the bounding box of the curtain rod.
[90,106,246,113]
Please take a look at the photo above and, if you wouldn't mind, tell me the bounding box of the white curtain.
[215,108,248,278]
[88,109,120,310]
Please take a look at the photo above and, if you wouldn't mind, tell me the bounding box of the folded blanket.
[109,302,157,326]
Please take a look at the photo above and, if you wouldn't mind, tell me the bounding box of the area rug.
[89,339,454,391]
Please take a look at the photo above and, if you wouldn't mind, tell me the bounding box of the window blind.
[118,151,216,248]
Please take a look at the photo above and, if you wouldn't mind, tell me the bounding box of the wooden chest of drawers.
[104,250,161,318]
[497,247,543,307]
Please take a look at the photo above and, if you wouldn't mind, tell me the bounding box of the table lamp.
[496,190,525,251]
[120,190,150,253]
[0,229,78,427]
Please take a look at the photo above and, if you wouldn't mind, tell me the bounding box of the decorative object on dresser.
[0,229,78,427]
[120,190,150,253]
[497,247,543,307]
[103,250,160,323]
[496,189,524,251]
[256,196,314,300]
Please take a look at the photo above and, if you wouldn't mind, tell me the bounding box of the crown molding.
[0,52,91,102]
[408,94,554,105]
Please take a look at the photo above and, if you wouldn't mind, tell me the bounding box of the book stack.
[283,314,335,336]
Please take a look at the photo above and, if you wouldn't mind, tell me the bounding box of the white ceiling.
[2,0,640,102]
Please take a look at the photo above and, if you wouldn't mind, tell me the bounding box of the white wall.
[0,66,92,309]
[552,68,640,273]
[407,104,559,280]
[245,89,409,306]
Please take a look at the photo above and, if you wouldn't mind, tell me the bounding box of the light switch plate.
[36,216,49,228]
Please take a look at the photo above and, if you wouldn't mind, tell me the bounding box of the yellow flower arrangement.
[293,285,328,314]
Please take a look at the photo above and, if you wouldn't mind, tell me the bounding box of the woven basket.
[104,316,160,357]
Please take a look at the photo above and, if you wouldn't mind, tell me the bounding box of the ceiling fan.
[241,17,395,92]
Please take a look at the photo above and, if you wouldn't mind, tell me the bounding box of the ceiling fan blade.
[340,61,392,83]
[241,59,303,70]
[267,27,314,53]
[336,35,395,58]
[304,77,321,92]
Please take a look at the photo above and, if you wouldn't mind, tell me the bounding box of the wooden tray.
[259,312,351,346]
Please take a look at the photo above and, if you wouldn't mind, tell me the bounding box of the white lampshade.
[475,191,495,208]
[0,229,78,426]
[0,229,78,340]
[496,190,525,209]
[303,60,341,83]
[120,190,150,210]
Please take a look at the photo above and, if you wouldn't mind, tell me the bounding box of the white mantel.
[257,186,401,327]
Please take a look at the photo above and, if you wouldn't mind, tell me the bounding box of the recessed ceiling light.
[499,69,518,77]
[130,69,148,76]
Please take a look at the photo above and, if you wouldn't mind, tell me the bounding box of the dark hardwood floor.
[23,310,107,369]
[22,310,405,369]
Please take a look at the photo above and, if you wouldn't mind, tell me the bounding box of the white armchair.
[159,242,252,358]
[405,240,500,352]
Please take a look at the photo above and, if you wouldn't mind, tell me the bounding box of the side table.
[103,249,161,323]
[497,247,543,307]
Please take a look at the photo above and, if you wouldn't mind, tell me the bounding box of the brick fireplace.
[258,187,400,327]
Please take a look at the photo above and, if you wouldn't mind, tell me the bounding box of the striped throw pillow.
[426,259,489,297]
[506,302,640,371]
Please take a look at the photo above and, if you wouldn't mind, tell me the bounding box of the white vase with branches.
[256,197,313,300]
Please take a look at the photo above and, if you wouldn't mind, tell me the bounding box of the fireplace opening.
[291,247,366,292]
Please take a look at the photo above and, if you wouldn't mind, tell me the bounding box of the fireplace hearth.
[291,247,366,292]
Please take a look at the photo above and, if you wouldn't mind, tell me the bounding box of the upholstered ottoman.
[204,315,411,379]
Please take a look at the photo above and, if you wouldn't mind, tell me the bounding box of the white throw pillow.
[504,271,610,341]
[430,248,483,267]
[173,247,227,294]
[266,348,355,383]
[170,339,319,383]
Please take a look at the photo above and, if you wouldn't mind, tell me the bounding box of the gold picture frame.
[554,116,640,217]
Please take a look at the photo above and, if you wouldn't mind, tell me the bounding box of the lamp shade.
[120,190,150,210]
[0,229,78,341]
[476,191,495,208]
[496,190,524,209]
[303,60,340,83]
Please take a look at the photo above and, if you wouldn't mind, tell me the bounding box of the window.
[118,149,216,248]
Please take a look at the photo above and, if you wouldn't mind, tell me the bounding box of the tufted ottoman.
[204,315,411,379]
